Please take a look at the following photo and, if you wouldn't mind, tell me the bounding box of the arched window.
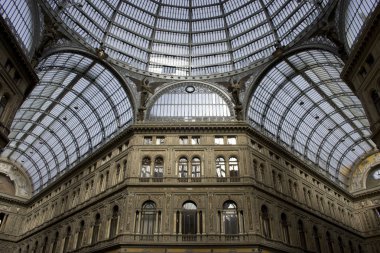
[216,157,226,178]
[222,201,239,238]
[327,231,334,253]
[63,226,71,253]
[182,201,198,241]
[349,240,354,253]
[178,157,188,178]
[253,160,258,179]
[141,157,151,178]
[154,157,164,178]
[358,244,362,253]
[109,206,119,238]
[92,213,101,244]
[33,241,38,253]
[191,157,201,178]
[51,232,59,253]
[41,237,48,253]
[229,157,239,177]
[0,95,8,117]
[313,226,321,253]
[281,213,290,244]
[0,213,6,228]
[77,221,85,249]
[261,205,271,238]
[338,236,344,253]
[298,220,307,250]
[141,201,157,239]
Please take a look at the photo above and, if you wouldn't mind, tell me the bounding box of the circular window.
[185,86,195,93]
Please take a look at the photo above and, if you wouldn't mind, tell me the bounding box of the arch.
[327,231,334,253]
[191,157,201,178]
[261,205,271,238]
[222,201,239,237]
[140,157,152,178]
[0,173,15,195]
[141,201,157,238]
[146,82,235,121]
[338,236,345,253]
[246,49,374,186]
[109,205,119,238]
[0,94,8,117]
[76,220,85,249]
[153,156,164,178]
[1,51,135,193]
[280,213,290,244]
[313,226,321,253]
[63,226,71,253]
[229,156,239,177]
[178,157,189,178]
[181,201,198,240]
[298,220,307,250]
[216,156,226,178]
[371,89,380,115]
[41,236,48,253]
[92,213,101,244]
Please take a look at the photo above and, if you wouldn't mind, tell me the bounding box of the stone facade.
[0,123,379,253]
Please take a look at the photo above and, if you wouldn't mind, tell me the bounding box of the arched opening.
[0,173,16,196]
[222,201,239,240]
[261,205,271,238]
[109,206,119,238]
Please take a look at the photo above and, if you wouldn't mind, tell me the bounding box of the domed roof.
[44,0,330,77]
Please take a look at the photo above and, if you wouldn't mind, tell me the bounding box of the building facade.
[0,0,380,253]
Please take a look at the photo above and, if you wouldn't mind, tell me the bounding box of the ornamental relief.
[0,159,32,198]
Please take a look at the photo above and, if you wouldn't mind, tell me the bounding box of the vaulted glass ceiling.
[1,52,134,193]
[247,49,375,187]
[43,0,330,76]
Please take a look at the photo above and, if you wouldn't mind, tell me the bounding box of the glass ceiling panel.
[247,49,375,187]
[43,0,330,77]
[147,82,234,122]
[0,0,33,56]
[1,52,134,194]
[344,0,379,50]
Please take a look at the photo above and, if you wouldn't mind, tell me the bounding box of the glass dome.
[44,0,330,77]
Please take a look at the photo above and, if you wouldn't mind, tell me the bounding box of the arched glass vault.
[247,49,375,186]
[1,52,134,193]
[43,0,330,77]
[146,82,234,121]
[0,0,40,58]
[344,0,379,50]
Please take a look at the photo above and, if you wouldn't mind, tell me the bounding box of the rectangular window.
[215,136,224,145]
[191,136,200,145]
[144,136,153,144]
[156,136,165,145]
[227,136,237,145]
[179,136,188,144]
